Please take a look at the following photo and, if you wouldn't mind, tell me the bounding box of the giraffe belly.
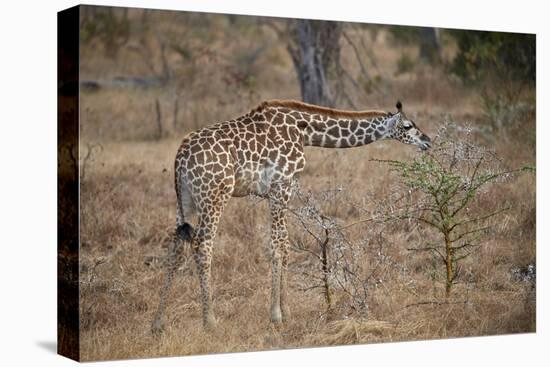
[232,162,283,197]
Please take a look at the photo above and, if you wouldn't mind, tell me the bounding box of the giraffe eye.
[403,123,413,130]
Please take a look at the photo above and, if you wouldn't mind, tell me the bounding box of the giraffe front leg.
[270,241,283,323]
[280,240,291,320]
[268,188,291,324]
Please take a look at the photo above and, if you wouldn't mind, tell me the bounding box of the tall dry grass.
[78,138,535,360]
[78,8,535,361]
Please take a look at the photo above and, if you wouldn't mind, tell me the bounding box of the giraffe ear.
[386,112,400,130]
[396,100,403,113]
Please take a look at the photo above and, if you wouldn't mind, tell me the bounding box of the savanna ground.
[78,7,535,361]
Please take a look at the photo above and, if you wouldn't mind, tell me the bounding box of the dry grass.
[78,137,535,361]
[78,8,535,361]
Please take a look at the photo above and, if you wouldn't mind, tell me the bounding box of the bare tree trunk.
[141,8,149,26]
[444,231,453,298]
[287,20,342,106]
[155,98,163,139]
[419,27,441,63]
[172,87,179,131]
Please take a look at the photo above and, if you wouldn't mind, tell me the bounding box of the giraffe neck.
[300,111,396,148]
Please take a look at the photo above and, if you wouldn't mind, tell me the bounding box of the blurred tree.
[287,20,343,106]
[418,27,441,63]
[449,30,535,129]
[265,18,382,107]
[449,30,535,85]
[388,26,441,64]
[80,6,130,58]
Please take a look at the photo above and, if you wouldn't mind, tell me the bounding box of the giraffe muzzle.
[419,134,431,150]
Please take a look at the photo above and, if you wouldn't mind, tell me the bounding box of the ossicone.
[396,100,403,112]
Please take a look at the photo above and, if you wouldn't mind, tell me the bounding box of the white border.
[0,1,546,366]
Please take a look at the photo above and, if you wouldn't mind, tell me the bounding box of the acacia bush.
[286,185,370,314]
[374,123,532,297]
[285,183,407,318]
[280,122,532,316]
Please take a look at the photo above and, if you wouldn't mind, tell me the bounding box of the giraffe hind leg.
[151,232,186,335]
[192,191,232,329]
[151,185,194,334]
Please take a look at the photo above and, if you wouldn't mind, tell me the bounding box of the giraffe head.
[385,101,431,150]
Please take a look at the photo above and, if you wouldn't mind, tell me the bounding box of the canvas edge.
[57,4,81,362]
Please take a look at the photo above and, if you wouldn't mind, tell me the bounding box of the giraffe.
[151,99,431,332]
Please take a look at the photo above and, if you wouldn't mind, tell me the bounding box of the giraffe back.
[175,105,307,203]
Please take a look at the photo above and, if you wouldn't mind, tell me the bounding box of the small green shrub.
[374,123,531,297]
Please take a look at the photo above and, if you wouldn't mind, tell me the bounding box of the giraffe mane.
[254,99,388,119]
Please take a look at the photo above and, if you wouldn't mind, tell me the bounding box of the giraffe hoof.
[151,319,164,335]
[281,306,291,321]
[270,308,282,323]
[204,315,218,330]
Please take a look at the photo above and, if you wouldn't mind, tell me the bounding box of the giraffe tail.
[174,163,195,242]
[176,222,194,242]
